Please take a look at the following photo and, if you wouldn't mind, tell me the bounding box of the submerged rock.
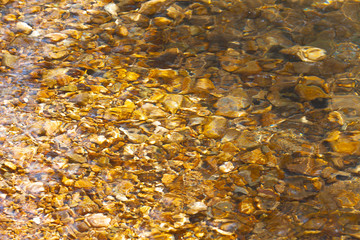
[203,116,227,139]
[85,213,111,228]
[280,45,327,62]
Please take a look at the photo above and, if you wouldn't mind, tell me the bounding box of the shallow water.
[1,0,360,239]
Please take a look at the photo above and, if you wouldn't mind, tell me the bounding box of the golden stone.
[280,45,327,62]
[74,179,95,189]
[161,174,177,185]
[238,198,255,215]
[203,116,227,139]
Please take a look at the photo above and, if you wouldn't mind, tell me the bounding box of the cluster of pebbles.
[1,0,360,239]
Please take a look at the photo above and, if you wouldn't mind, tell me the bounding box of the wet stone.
[69,92,91,106]
[319,180,360,210]
[187,202,207,215]
[85,213,111,228]
[295,84,330,101]
[194,78,215,94]
[104,3,119,17]
[26,182,45,195]
[237,164,263,187]
[138,103,167,119]
[2,53,18,68]
[74,179,95,189]
[203,116,227,139]
[325,131,360,154]
[280,45,327,62]
[284,156,328,176]
[162,94,183,114]
[239,148,267,165]
[103,100,136,120]
[44,33,68,42]
[236,60,262,75]
[234,130,261,149]
[215,95,248,118]
[139,0,167,16]
[219,161,234,173]
[66,153,87,163]
[331,95,360,118]
[215,88,251,118]
[283,176,323,201]
[15,22,33,34]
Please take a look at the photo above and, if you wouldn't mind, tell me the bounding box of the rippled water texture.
[1,0,360,239]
